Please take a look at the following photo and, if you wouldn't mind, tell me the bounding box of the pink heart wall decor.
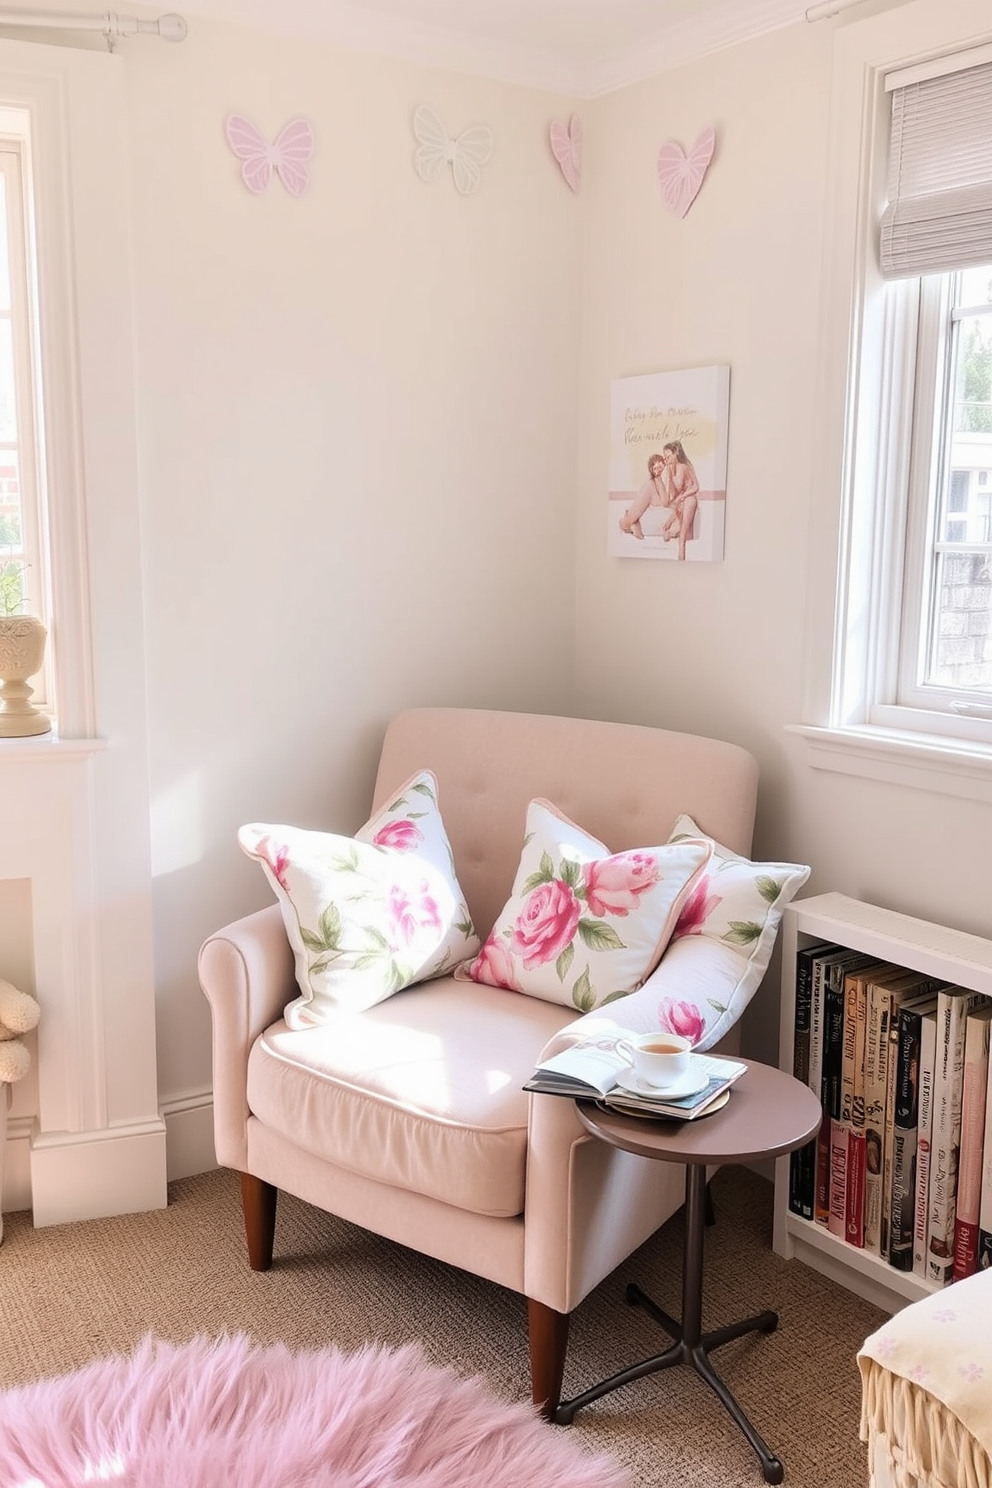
[549,113,581,194]
[657,126,716,218]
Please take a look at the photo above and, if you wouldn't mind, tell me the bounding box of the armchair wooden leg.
[528,1298,569,1420]
[240,1172,277,1272]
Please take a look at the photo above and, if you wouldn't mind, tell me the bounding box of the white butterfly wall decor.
[225,114,314,197]
[549,113,581,194]
[412,104,492,196]
[656,126,716,218]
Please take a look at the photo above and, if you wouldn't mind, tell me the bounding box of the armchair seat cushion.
[246,977,577,1218]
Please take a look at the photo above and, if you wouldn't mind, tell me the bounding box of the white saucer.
[614,1065,710,1101]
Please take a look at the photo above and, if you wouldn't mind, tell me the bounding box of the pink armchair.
[198,707,759,1415]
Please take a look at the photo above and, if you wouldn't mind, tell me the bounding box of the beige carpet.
[0,1165,883,1487]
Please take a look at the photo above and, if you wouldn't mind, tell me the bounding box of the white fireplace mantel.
[0,735,166,1225]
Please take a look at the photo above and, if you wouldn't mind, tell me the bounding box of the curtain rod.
[0,9,186,42]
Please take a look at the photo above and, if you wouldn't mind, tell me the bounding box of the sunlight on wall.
[150,771,205,876]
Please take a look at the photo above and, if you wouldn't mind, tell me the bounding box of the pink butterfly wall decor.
[225,114,314,197]
[549,113,581,194]
[657,126,716,218]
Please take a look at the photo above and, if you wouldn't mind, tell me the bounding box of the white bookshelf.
[773,891,992,1315]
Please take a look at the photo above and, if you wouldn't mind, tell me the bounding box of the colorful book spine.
[888,996,937,1270]
[927,988,992,1285]
[979,1044,992,1272]
[809,953,831,1226]
[913,1010,937,1277]
[810,949,879,1228]
[843,965,887,1247]
[845,1125,867,1249]
[863,978,892,1255]
[828,1120,849,1239]
[823,978,847,1230]
[877,974,948,1259]
[840,970,861,1128]
[812,952,839,1226]
[880,998,902,1261]
[952,1006,992,1281]
[789,943,833,1220]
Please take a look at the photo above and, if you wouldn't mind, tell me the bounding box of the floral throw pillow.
[239,771,479,1028]
[459,799,712,1012]
[646,814,812,1049]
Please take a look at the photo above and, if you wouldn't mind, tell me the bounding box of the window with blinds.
[881,50,992,279]
[829,36,992,748]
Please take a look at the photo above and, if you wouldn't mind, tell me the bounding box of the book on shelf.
[812,950,880,1236]
[809,946,841,1226]
[814,950,874,1228]
[841,962,890,1128]
[863,966,927,1255]
[875,972,950,1260]
[888,993,938,1271]
[913,1008,938,1277]
[845,1122,867,1249]
[788,941,837,1221]
[927,987,992,1285]
[841,961,893,1247]
[978,1031,992,1273]
[828,1119,848,1238]
[523,1039,747,1121]
[952,1005,992,1281]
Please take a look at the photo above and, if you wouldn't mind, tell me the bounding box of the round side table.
[555,1058,821,1485]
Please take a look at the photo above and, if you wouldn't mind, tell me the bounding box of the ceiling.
[149,0,831,95]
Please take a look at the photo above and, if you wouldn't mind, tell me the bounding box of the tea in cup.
[615,1032,692,1089]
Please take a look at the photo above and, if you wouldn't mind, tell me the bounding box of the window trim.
[796,0,992,798]
[0,129,51,706]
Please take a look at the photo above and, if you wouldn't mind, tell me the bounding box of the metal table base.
[553,1163,785,1484]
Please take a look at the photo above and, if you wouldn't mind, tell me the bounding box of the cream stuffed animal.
[0,977,39,1085]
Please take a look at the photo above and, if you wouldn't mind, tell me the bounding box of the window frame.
[0,125,51,707]
[868,269,992,744]
[793,0,992,802]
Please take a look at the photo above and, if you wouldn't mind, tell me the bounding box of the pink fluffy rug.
[0,1333,629,1487]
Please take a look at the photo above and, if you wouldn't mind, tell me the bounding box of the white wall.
[577,9,992,1066]
[120,18,583,1119]
[6,1,991,1199]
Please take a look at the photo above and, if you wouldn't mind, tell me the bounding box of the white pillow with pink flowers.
[643,814,811,1050]
[459,799,712,1012]
[239,770,479,1027]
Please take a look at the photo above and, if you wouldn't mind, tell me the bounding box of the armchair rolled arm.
[198,903,295,1169]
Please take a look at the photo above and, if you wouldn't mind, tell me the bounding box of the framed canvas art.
[608,366,730,561]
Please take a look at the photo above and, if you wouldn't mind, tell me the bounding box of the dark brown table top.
[575,1057,822,1167]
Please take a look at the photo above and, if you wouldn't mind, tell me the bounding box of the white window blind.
[880,57,992,279]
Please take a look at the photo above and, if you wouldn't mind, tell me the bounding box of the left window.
[0,114,48,705]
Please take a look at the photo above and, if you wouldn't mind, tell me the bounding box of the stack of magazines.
[523,1036,747,1121]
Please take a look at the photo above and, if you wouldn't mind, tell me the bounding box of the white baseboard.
[162,1089,218,1182]
[2,1093,218,1220]
[1,1113,33,1213]
[31,1119,168,1227]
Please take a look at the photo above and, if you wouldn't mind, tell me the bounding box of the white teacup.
[615,1032,692,1089]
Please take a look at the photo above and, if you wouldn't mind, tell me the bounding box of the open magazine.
[523,1035,747,1121]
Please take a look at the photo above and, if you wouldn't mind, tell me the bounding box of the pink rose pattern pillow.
[461,799,712,1012]
[645,813,811,1050]
[239,771,479,1027]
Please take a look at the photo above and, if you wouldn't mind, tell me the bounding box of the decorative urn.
[0,613,51,736]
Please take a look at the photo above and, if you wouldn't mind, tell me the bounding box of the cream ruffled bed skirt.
[860,1361,992,1488]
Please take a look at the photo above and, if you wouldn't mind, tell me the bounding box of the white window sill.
[0,730,107,761]
[785,723,992,803]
